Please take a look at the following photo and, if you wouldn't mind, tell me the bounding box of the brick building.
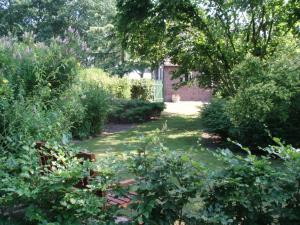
[154,60,212,102]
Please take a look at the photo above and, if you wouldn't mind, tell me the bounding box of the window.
[180,72,195,82]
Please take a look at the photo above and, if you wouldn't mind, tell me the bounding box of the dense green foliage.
[201,41,300,147]
[80,68,155,101]
[130,79,154,101]
[0,0,114,40]
[123,134,300,225]
[196,141,300,225]
[201,98,232,137]
[109,100,165,123]
[80,68,131,99]
[0,0,149,76]
[0,37,77,98]
[0,37,161,224]
[127,132,204,224]
[0,143,115,225]
[73,82,110,139]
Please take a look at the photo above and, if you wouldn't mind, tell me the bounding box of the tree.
[0,0,114,40]
[116,0,300,96]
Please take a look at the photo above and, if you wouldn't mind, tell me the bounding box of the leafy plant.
[72,81,110,139]
[227,41,300,147]
[79,68,131,99]
[127,131,205,224]
[0,36,78,99]
[109,100,165,123]
[200,98,232,137]
[197,141,300,225]
[0,142,117,225]
[130,79,154,101]
[1,96,71,144]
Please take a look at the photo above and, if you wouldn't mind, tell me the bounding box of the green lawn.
[75,114,224,170]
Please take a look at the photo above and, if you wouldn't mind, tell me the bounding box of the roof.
[163,58,179,67]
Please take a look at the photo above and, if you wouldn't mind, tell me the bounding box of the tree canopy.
[0,0,146,76]
[116,0,300,95]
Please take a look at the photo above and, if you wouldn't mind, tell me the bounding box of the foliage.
[57,86,87,141]
[130,79,154,101]
[127,131,205,224]
[0,0,115,41]
[0,36,77,98]
[0,96,71,144]
[116,0,300,96]
[201,40,300,147]
[109,100,165,123]
[72,81,110,139]
[196,141,300,225]
[80,68,131,99]
[0,0,148,76]
[227,41,300,146]
[0,142,117,225]
[200,98,232,137]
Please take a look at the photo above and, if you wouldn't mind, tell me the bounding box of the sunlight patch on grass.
[75,115,223,171]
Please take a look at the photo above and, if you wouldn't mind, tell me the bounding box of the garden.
[0,0,300,225]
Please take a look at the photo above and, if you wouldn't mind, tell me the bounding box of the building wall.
[163,66,212,102]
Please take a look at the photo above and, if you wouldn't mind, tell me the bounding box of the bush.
[196,141,300,225]
[130,79,154,101]
[127,132,204,224]
[201,41,300,147]
[227,45,300,147]
[1,96,71,144]
[0,36,78,98]
[70,81,110,139]
[79,68,131,99]
[200,98,232,137]
[109,100,165,123]
[125,134,300,225]
[0,142,116,225]
[57,86,87,140]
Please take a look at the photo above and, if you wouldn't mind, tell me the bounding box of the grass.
[75,114,224,170]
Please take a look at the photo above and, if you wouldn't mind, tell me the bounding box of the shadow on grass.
[75,115,225,170]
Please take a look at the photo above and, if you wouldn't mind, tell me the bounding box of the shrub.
[71,81,110,138]
[57,86,87,140]
[127,132,204,224]
[201,41,300,147]
[130,79,154,101]
[200,98,232,137]
[197,141,300,225]
[1,96,71,144]
[0,37,78,98]
[0,142,116,225]
[227,45,300,147]
[79,68,131,99]
[109,100,165,123]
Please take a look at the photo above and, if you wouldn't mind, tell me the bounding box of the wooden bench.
[35,141,136,209]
